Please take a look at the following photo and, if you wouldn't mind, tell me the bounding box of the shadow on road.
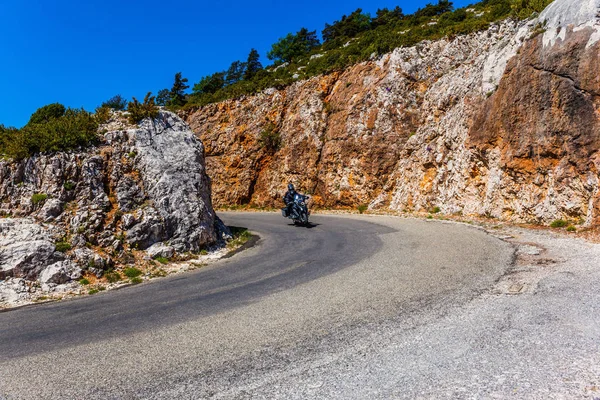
[288,222,320,229]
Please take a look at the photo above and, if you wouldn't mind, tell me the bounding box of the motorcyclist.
[283,183,297,218]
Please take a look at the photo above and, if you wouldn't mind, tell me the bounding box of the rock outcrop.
[0,111,221,303]
[184,0,600,227]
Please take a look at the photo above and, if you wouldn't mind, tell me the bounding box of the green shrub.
[94,105,112,125]
[79,278,90,285]
[31,193,48,206]
[550,219,568,228]
[88,288,99,295]
[0,106,98,160]
[55,241,72,253]
[63,181,75,191]
[101,94,128,111]
[357,204,368,214]
[510,0,553,19]
[127,92,159,124]
[104,271,122,283]
[28,103,66,124]
[130,277,143,285]
[123,267,142,278]
[566,225,577,232]
[430,206,441,214]
[154,256,169,265]
[258,122,281,152]
[227,227,252,249]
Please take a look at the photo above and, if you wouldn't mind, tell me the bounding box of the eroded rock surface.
[185,0,600,227]
[0,111,221,305]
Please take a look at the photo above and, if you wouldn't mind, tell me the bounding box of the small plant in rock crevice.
[258,122,281,152]
[123,267,142,278]
[31,193,48,206]
[550,219,568,228]
[154,256,169,265]
[55,241,72,253]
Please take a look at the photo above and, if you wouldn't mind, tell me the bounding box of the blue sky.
[0,0,471,127]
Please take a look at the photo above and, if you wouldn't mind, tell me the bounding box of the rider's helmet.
[288,183,295,192]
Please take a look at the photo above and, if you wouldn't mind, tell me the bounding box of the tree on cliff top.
[413,0,454,19]
[192,72,226,95]
[322,9,372,43]
[225,60,247,86]
[168,72,190,107]
[28,103,66,124]
[244,48,263,80]
[268,28,320,63]
[101,95,128,111]
[372,6,404,27]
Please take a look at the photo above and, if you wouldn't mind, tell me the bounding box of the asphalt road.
[0,212,516,399]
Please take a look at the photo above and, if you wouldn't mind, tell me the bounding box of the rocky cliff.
[0,111,223,304]
[185,0,600,227]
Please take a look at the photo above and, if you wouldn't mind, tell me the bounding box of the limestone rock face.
[185,0,600,226]
[131,113,216,252]
[0,218,80,283]
[0,111,220,302]
[467,0,600,224]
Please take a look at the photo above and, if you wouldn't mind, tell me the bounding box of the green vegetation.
[63,181,75,191]
[180,0,544,110]
[123,267,142,278]
[550,219,568,228]
[227,226,252,249]
[101,94,128,111]
[154,256,169,265]
[1,105,98,160]
[430,206,441,214]
[127,92,159,124]
[258,122,281,152]
[510,0,553,19]
[156,72,190,107]
[104,270,122,283]
[31,193,48,206]
[55,241,72,253]
[79,278,90,285]
[566,225,577,232]
[130,277,143,285]
[94,105,112,125]
[268,27,321,64]
[88,288,100,295]
[357,204,368,214]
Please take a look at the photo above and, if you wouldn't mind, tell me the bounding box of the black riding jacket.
[283,190,296,205]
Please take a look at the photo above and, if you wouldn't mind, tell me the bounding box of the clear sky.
[0,0,472,128]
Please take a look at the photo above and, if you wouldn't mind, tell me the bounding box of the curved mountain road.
[0,213,515,399]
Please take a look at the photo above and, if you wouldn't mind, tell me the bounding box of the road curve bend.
[0,213,514,399]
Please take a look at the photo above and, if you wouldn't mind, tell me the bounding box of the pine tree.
[267,28,320,63]
[226,61,247,85]
[244,49,263,80]
[168,72,190,107]
[156,89,170,106]
[101,94,128,110]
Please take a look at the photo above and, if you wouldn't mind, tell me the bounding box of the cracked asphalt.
[1,213,598,399]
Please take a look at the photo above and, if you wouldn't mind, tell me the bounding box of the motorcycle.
[282,193,310,225]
